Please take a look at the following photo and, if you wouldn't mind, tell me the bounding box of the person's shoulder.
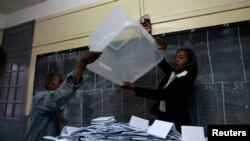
[32,91,50,102]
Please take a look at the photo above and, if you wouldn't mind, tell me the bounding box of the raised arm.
[154,36,172,74]
[38,51,101,113]
[120,82,165,100]
[73,51,101,84]
[158,59,172,74]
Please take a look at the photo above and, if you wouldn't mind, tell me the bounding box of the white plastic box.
[87,7,165,85]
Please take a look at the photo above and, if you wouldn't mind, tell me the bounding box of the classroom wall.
[141,0,250,34]
[26,0,250,115]
[32,0,250,49]
[3,0,98,28]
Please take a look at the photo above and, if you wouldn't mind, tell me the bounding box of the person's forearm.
[73,51,101,84]
[134,86,164,100]
[73,58,87,84]
[158,59,172,74]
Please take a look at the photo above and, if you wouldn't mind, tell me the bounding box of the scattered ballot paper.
[43,136,58,140]
[91,116,115,121]
[147,120,174,139]
[60,126,82,137]
[129,115,149,130]
[181,126,205,141]
[91,116,116,125]
[43,116,182,141]
[43,136,74,141]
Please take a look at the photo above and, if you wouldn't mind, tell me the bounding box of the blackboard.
[34,21,250,135]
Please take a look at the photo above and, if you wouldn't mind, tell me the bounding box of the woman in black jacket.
[121,47,198,132]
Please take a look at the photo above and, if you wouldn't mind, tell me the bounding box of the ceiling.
[0,0,46,14]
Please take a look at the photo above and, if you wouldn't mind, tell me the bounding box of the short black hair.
[0,45,7,68]
[45,72,63,90]
[177,48,198,81]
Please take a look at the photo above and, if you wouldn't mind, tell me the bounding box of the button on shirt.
[159,70,188,112]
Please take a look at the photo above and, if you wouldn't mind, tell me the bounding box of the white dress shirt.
[159,70,188,112]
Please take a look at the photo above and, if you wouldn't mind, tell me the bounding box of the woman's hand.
[120,82,136,90]
[154,36,166,50]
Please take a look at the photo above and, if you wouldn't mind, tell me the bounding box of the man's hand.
[120,82,135,90]
[81,51,102,64]
[74,51,102,84]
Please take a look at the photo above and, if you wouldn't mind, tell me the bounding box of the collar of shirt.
[162,70,188,89]
[175,70,188,78]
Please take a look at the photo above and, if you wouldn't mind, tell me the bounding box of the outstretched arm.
[120,82,165,100]
[158,59,172,75]
[73,51,101,84]
[38,51,101,113]
[154,36,172,74]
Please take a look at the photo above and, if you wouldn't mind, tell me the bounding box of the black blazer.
[134,59,196,126]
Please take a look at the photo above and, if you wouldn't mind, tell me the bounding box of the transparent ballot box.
[87,7,165,85]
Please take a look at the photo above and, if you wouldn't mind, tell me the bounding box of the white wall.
[3,0,98,28]
[0,13,5,28]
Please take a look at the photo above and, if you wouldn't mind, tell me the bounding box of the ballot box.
[87,7,165,85]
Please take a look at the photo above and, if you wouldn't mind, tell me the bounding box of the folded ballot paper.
[129,115,149,131]
[147,119,181,139]
[87,7,165,85]
[181,126,206,141]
